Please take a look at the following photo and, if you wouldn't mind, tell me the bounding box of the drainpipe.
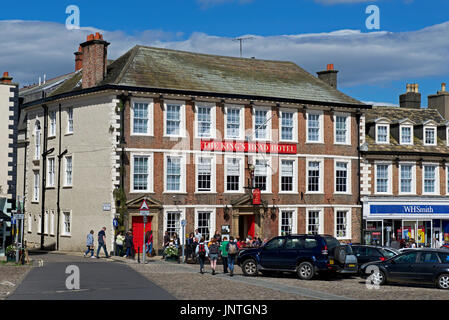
[355,109,363,244]
[56,103,67,251]
[40,104,52,250]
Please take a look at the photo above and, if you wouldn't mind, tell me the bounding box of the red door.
[131,216,152,253]
[247,215,255,238]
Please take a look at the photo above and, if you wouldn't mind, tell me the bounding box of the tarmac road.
[7,252,175,300]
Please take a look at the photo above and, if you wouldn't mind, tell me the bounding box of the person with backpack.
[195,236,209,274]
[208,238,220,275]
[226,236,239,277]
[219,236,229,274]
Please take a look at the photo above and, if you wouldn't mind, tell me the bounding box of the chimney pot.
[87,34,94,41]
[442,83,446,92]
[400,83,421,108]
[80,34,110,88]
[317,64,338,88]
[327,64,334,71]
[0,71,13,84]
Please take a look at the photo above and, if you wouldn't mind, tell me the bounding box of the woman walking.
[195,236,209,274]
[226,236,239,277]
[208,238,220,275]
[84,230,95,258]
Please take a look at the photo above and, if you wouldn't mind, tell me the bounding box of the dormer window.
[376,124,389,144]
[400,125,413,145]
[424,127,436,146]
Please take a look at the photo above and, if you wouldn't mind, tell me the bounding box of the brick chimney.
[0,72,13,84]
[317,64,339,89]
[79,32,110,89]
[399,83,421,109]
[428,83,449,120]
[74,46,83,71]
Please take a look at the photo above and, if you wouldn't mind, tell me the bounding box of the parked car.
[236,234,358,280]
[360,249,449,289]
[351,245,399,270]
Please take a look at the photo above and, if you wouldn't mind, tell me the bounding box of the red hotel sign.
[201,141,297,154]
[252,189,261,205]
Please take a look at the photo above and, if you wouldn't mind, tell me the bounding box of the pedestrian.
[145,231,153,257]
[226,236,239,277]
[124,231,133,258]
[194,229,202,242]
[208,238,220,275]
[187,232,194,261]
[96,227,109,259]
[84,230,95,258]
[213,230,222,244]
[162,231,170,259]
[148,230,154,256]
[115,231,125,256]
[220,235,229,274]
[195,236,209,274]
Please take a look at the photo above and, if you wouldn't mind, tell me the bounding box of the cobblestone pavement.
[0,264,32,300]
[121,256,449,300]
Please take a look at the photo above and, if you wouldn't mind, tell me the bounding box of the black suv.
[237,234,358,280]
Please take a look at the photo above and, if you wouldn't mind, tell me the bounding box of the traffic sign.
[113,218,118,227]
[14,214,24,220]
[140,199,150,216]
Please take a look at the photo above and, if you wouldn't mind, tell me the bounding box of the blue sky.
[1,0,449,105]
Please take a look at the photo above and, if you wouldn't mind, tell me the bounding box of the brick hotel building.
[18,34,369,252]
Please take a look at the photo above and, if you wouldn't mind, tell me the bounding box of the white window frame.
[37,214,42,234]
[252,106,272,141]
[61,211,71,237]
[130,152,154,193]
[374,162,392,195]
[306,110,324,143]
[306,208,324,235]
[422,163,440,195]
[194,208,216,242]
[278,208,298,236]
[27,213,32,233]
[279,108,298,142]
[224,155,245,193]
[164,153,187,193]
[334,209,352,240]
[194,102,216,139]
[66,107,73,134]
[44,210,49,235]
[423,126,437,146]
[224,104,245,140]
[130,98,154,136]
[164,207,186,240]
[334,112,351,145]
[334,159,352,195]
[375,123,390,144]
[34,120,41,160]
[399,162,416,195]
[47,157,55,188]
[33,170,40,203]
[252,155,272,194]
[400,125,414,145]
[50,210,55,236]
[195,154,216,193]
[64,155,73,187]
[163,100,186,138]
[306,158,324,194]
[49,110,56,137]
[279,157,297,194]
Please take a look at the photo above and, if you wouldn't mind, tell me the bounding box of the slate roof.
[364,106,449,154]
[32,45,365,107]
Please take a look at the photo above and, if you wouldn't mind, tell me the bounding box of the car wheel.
[436,274,449,290]
[369,269,386,286]
[297,262,314,280]
[241,259,258,276]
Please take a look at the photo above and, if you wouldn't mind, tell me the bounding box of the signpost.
[140,199,150,264]
[181,219,186,263]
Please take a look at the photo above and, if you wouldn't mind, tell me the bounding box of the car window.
[344,245,354,255]
[324,237,340,251]
[351,246,359,255]
[379,248,397,258]
[355,247,367,256]
[264,238,284,250]
[438,252,449,263]
[393,252,418,264]
[285,237,304,250]
[367,248,382,257]
[418,252,440,264]
[304,238,318,249]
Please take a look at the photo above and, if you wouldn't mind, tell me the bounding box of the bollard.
[137,247,140,263]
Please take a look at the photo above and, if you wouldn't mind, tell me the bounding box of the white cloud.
[1,19,449,92]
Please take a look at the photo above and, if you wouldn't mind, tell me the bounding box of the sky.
[1,0,449,105]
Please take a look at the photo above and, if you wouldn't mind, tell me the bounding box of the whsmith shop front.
[362,198,449,248]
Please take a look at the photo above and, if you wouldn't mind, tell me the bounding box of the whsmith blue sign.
[371,205,449,215]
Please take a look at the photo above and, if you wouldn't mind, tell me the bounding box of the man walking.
[220,236,229,274]
[96,227,109,258]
